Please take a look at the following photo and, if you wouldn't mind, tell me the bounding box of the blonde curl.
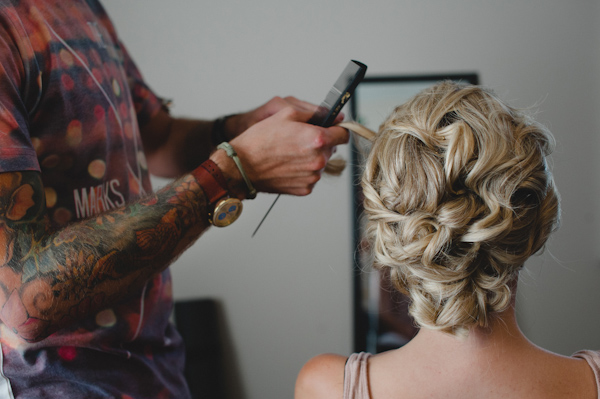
[362,81,560,336]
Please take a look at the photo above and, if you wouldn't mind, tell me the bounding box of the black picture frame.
[350,73,480,354]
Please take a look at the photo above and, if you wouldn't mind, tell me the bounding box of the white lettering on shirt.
[73,179,125,218]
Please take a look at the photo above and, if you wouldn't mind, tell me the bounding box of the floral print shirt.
[0,1,189,398]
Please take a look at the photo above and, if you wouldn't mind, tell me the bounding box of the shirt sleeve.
[119,41,166,128]
[0,6,41,173]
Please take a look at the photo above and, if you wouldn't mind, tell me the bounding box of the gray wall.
[102,1,600,398]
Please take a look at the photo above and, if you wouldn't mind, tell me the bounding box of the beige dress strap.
[573,350,600,396]
[344,352,372,399]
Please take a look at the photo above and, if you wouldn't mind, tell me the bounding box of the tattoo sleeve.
[0,170,210,342]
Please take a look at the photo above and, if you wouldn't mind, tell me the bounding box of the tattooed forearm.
[0,171,209,342]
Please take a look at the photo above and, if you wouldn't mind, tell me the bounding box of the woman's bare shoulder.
[295,353,348,399]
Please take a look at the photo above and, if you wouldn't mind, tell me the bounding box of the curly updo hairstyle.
[361,81,560,336]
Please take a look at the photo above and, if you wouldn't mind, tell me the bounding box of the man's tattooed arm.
[0,170,210,342]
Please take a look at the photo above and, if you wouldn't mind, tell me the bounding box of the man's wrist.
[209,148,249,200]
[191,159,243,227]
[211,114,239,146]
[216,142,256,199]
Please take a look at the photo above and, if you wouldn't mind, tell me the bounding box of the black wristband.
[211,114,236,146]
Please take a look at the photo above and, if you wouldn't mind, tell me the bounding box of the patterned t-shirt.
[0,1,190,398]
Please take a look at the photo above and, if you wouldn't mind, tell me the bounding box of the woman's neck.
[406,304,538,359]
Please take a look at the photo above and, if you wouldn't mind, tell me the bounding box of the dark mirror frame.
[350,73,480,354]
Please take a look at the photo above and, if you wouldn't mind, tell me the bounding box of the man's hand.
[224,96,344,141]
[142,96,345,179]
[224,104,349,196]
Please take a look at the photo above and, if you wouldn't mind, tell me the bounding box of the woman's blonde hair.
[361,81,560,336]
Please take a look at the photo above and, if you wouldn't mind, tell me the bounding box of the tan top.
[343,351,600,399]
[343,352,372,399]
[573,350,600,393]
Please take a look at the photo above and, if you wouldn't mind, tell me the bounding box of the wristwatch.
[193,160,242,227]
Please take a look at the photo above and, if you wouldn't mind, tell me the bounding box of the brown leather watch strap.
[191,159,228,204]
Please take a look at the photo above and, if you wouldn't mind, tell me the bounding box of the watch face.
[212,198,243,227]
